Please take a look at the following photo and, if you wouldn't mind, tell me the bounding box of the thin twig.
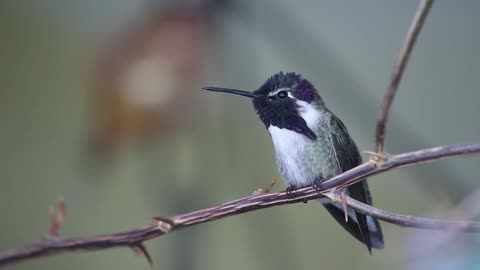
[1,142,479,267]
[375,0,435,153]
[327,194,480,232]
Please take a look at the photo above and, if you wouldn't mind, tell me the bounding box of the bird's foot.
[312,178,323,193]
[286,185,297,197]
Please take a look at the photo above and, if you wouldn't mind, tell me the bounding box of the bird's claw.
[286,185,297,197]
[312,178,323,193]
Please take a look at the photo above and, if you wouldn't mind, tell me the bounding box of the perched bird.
[202,72,384,252]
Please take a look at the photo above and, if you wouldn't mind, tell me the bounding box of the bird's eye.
[277,91,287,98]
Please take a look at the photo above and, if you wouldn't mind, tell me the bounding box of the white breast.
[268,126,312,187]
[267,100,328,187]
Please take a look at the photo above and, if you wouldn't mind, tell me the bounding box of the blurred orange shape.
[91,5,214,155]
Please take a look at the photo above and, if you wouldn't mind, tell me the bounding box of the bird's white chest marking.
[268,126,311,187]
[296,100,322,128]
[268,100,326,187]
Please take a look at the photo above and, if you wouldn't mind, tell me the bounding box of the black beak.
[202,87,256,98]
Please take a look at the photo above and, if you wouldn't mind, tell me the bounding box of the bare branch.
[328,194,480,232]
[1,142,479,267]
[375,0,435,152]
[0,1,474,267]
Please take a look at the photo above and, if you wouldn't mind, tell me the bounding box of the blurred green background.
[1,1,480,269]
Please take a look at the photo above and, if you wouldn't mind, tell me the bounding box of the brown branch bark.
[1,142,480,267]
[375,0,435,153]
[2,0,476,267]
[328,194,480,232]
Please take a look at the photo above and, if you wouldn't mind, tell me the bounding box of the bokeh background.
[1,0,480,269]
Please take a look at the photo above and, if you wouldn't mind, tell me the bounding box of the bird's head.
[202,72,325,140]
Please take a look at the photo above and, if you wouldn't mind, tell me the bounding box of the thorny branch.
[375,0,434,153]
[1,143,480,267]
[2,0,479,267]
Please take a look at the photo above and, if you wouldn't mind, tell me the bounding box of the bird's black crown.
[254,72,319,104]
[251,72,319,140]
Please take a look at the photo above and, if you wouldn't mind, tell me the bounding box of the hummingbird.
[202,72,384,252]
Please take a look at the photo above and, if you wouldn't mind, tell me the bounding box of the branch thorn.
[131,243,153,266]
[340,190,349,222]
[45,197,66,238]
[152,216,174,233]
[363,150,390,164]
[253,177,277,195]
